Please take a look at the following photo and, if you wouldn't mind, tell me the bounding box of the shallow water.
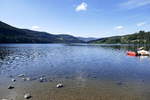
[0,44,150,100]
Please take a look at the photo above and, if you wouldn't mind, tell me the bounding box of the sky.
[0,0,150,38]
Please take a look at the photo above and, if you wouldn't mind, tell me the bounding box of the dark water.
[0,44,150,100]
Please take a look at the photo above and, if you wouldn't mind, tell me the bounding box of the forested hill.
[0,21,84,43]
[89,31,150,44]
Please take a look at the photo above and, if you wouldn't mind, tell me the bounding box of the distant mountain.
[77,37,98,42]
[0,21,84,43]
[89,31,150,44]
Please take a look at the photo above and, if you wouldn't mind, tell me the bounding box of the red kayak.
[127,51,137,56]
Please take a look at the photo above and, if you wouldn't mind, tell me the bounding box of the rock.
[40,77,43,80]
[8,85,14,89]
[26,77,31,81]
[22,78,26,81]
[11,78,16,82]
[18,74,25,77]
[56,83,63,88]
[15,56,19,60]
[1,99,8,100]
[24,93,32,99]
[39,77,44,82]
[39,77,46,82]
[21,77,31,81]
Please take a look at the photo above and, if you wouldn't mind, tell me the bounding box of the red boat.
[127,51,137,56]
[127,47,150,57]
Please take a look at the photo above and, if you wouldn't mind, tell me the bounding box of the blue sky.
[0,0,150,38]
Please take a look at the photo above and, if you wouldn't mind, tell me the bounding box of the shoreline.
[1,76,150,100]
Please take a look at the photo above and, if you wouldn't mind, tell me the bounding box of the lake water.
[0,44,150,100]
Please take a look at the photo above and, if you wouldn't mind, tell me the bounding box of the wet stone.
[11,78,16,82]
[39,77,47,82]
[26,77,31,81]
[22,78,26,81]
[1,99,8,100]
[24,93,32,99]
[8,85,14,89]
[39,77,44,82]
[18,74,25,77]
[56,83,63,88]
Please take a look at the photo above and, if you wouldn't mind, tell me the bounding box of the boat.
[127,47,150,56]
[127,51,137,56]
[137,50,150,56]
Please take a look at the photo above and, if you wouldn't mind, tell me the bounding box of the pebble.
[56,83,63,88]
[8,85,14,89]
[21,77,31,81]
[39,77,47,82]
[24,93,32,99]
[11,78,16,82]
[18,74,25,77]
[39,77,44,82]
[22,78,26,81]
[26,77,31,81]
[1,99,8,100]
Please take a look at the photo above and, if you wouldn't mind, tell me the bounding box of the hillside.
[77,37,98,42]
[0,21,84,43]
[89,31,150,44]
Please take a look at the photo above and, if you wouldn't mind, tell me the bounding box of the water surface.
[0,44,150,100]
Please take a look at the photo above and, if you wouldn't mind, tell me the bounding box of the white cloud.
[114,26,124,30]
[120,0,150,9]
[75,2,88,12]
[31,26,40,30]
[136,22,146,27]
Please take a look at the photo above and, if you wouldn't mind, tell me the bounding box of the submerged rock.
[39,77,47,82]
[26,77,31,81]
[1,99,8,100]
[21,77,31,81]
[56,83,63,88]
[24,93,32,99]
[39,77,44,82]
[11,78,16,82]
[8,85,14,89]
[18,74,25,77]
[22,78,26,81]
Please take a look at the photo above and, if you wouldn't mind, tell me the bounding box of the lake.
[0,44,150,100]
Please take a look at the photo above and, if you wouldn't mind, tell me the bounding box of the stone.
[56,83,63,88]
[8,85,14,89]
[24,93,32,99]
[39,77,44,82]
[39,77,46,82]
[11,78,16,82]
[18,74,25,77]
[26,77,31,81]
[1,99,8,100]
[22,78,26,81]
